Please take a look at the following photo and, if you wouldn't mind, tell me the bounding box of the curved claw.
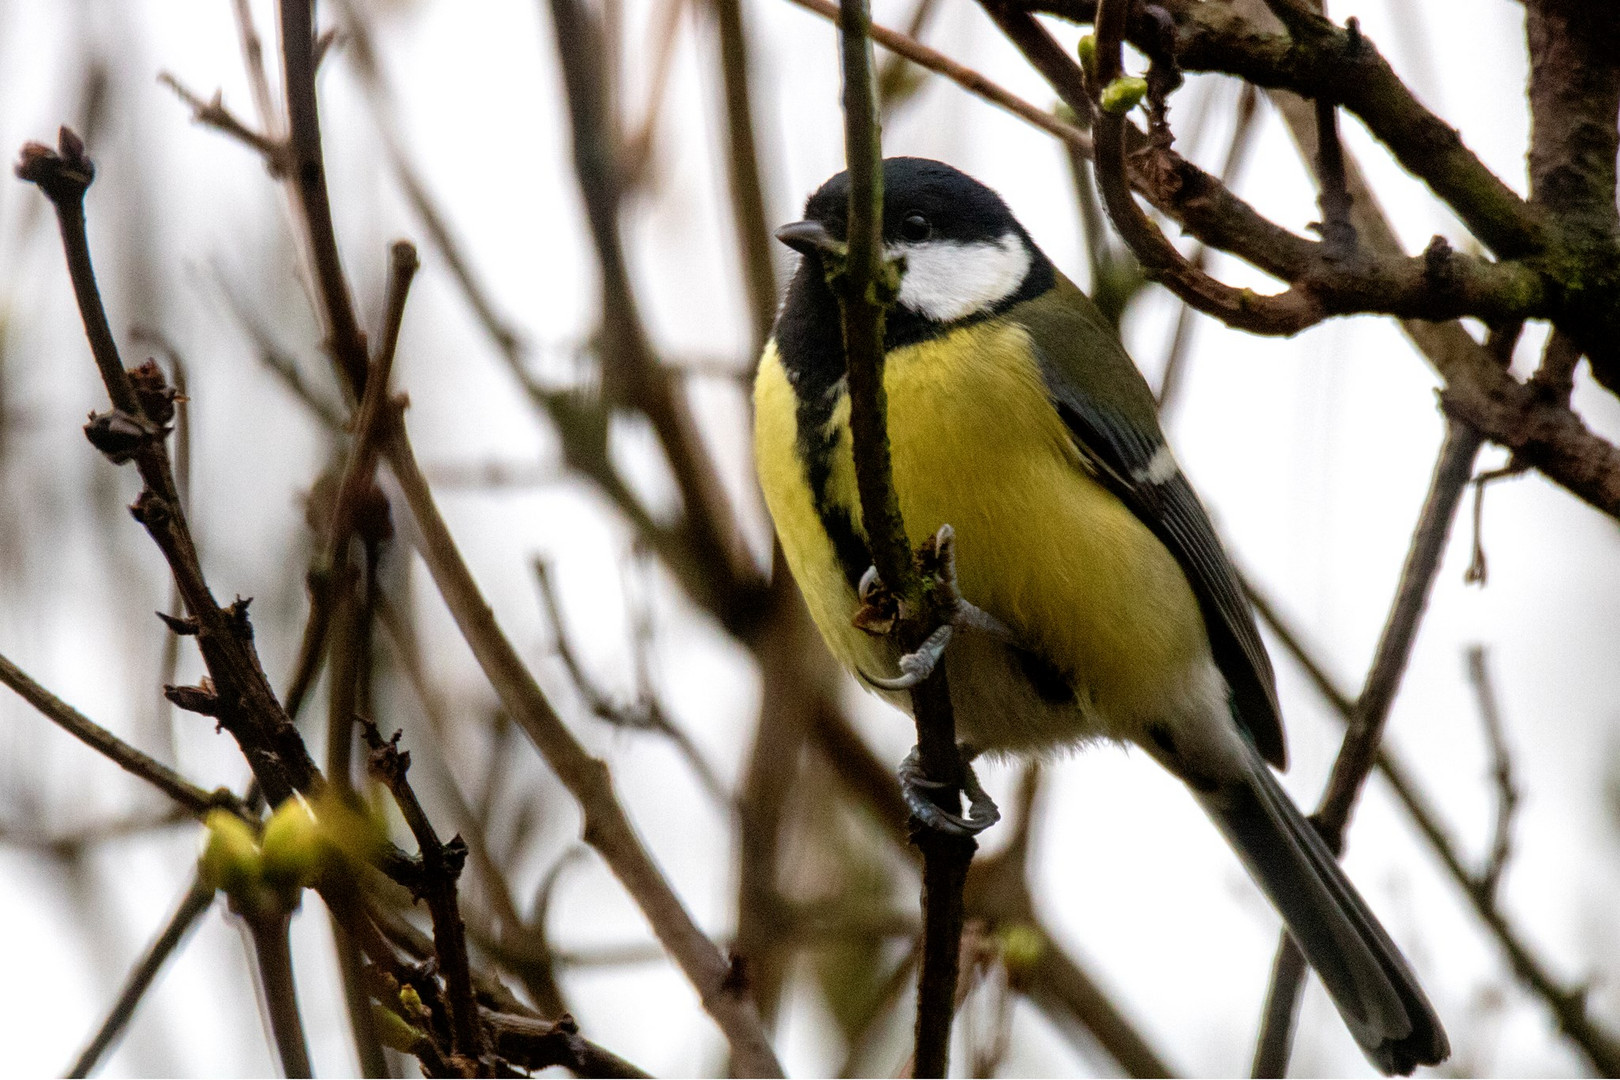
[854,524,1023,693]
[862,623,954,691]
[858,564,882,601]
[898,746,1001,837]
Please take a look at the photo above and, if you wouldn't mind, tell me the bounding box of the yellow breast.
[753,321,1212,747]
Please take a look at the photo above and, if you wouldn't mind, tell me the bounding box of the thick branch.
[1025,0,1545,258]
[985,5,1545,336]
[486,1012,650,1078]
[1525,1,1620,238]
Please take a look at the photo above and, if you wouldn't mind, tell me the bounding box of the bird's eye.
[900,213,932,242]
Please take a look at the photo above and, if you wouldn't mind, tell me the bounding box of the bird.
[752,156,1449,1075]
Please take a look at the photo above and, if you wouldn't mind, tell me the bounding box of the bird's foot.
[898,744,1000,836]
[857,525,1017,691]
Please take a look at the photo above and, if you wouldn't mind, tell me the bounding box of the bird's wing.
[1012,277,1287,768]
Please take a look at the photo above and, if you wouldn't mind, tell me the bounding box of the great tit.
[753,157,1448,1074]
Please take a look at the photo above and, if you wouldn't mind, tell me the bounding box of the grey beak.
[775,220,845,258]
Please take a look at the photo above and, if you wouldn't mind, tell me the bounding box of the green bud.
[315,791,386,870]
[260,795,322,892]
[373,1006,427,1053]
[1076,34,1097,71]
[199,808,261,897]
[999,923,1045,973]
[1100,76,1149,114]
[399,985,428,1021]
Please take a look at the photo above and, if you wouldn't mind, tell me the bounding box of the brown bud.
[14,127,95,203]
[156,610,200,636]
[84,409,165,464]
[127,359,179,424]
[166,680,222,716]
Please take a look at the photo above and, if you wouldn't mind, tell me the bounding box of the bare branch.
[1316,423,1484,842]
[244,908,313,1078]
[158,74,289,172]
[1252,421,1481,1071]
[66,874,217,1078]
[382,428,784,1075]
[1466,646,1520,898]
[278,0,369,396]
[360,720,485,1065]
[1249,585,1620,1073]
[486,1011,651,1078]
[708,0,779,350]
[785,0,1093,152]
[532,560,728,806]
[0,650,229,819]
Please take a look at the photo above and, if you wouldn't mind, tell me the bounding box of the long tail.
[1188,738,1449,1075]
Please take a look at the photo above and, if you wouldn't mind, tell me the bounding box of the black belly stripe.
[797,399,873,592]
[1014,646,1076,705]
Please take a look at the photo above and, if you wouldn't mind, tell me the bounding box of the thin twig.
[709,0,779,350]
[319,240,418,783]
[875,0,942,113]
[0,650,229,819]
[785,0,1092,151]
[381,428,784,1076]
[372,588,570,1018]
[1467,646,1519,897]
[1248,581,1620,1075]
[833,0,977,1073]
[1083,0,1318,333]
[330,914,391,1078]
[229,0,280,134]
[1251,420,1482,1072]
[17,131,317,805]
[158,74,289,171]
[532,560,729,806]
[225,6,782,1065]
[66,873,216,1077]
[1157,81,1260,412]
[361,722,485,1066]
[278,0,369,396]
[207,268,348,434]
[1316,422,1485,842]
[547,0,757,619]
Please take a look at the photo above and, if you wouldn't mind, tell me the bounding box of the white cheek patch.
[891,232,1031,324]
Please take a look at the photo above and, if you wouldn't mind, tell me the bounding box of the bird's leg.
[898,742,1000,836]
[859,524,1017,691]
[853,526,1004,835]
